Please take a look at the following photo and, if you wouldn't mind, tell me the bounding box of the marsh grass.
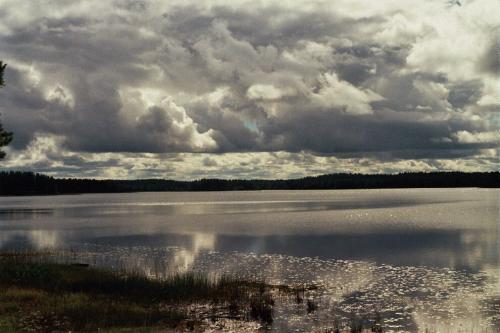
[0,252,389,332]
[0,251,280,332]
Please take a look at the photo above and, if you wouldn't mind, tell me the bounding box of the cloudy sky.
[0,0,498,179]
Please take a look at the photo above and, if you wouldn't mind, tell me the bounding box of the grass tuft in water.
[0,251,280,332]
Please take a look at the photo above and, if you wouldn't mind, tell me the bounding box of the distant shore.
[0,171,498,196]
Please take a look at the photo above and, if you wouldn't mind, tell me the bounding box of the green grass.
[0,252,279,332]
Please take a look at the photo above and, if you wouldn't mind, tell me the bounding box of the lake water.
[0,189,499,332]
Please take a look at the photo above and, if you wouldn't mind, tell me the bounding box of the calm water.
[0,189,499,332]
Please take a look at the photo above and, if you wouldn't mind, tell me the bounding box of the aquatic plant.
[0,251,279,331]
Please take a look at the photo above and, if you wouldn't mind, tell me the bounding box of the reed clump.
[0,251,278,332]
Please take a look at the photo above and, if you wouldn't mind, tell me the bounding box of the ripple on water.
[63,244,499,332]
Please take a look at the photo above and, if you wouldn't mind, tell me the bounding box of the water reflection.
[0,230,498,331]
[173,233,215,272]
[0,198,472,219]
[0,208,54,219]
[214,229,498,272]
[27,244,495,332]
[0,230,61,249]
[2,228,495,272]
[0,189,498,331]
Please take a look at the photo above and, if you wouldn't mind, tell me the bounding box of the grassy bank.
[0,252,277,332]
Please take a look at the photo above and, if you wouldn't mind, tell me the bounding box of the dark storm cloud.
[447,80,483,108]
[260,107,494,156]
[479,35,500,75]
[0,0,498,175]
[163,4,385,49]
[202,156,218,167]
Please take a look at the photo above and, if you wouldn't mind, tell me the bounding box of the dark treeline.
[0,171,499,196]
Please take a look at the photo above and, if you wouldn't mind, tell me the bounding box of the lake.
[1,188,499,332]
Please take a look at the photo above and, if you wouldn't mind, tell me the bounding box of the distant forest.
[0,171,498,195]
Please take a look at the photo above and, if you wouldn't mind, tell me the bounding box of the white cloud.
[247,84,294,100]
[453,130,500,144]
[311,72,383,114]
[0,0,498,177]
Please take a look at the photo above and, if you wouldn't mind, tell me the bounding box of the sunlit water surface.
[0,189,499,332]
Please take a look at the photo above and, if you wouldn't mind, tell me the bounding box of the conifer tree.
[0,61,13,159]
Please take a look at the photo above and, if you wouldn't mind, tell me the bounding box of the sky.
[0,0,498,179]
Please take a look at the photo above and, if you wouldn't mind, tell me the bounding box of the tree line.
[0,171,498,195]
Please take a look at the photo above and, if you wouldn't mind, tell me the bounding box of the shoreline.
[0,251,288,332]
[1,171,498,196]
